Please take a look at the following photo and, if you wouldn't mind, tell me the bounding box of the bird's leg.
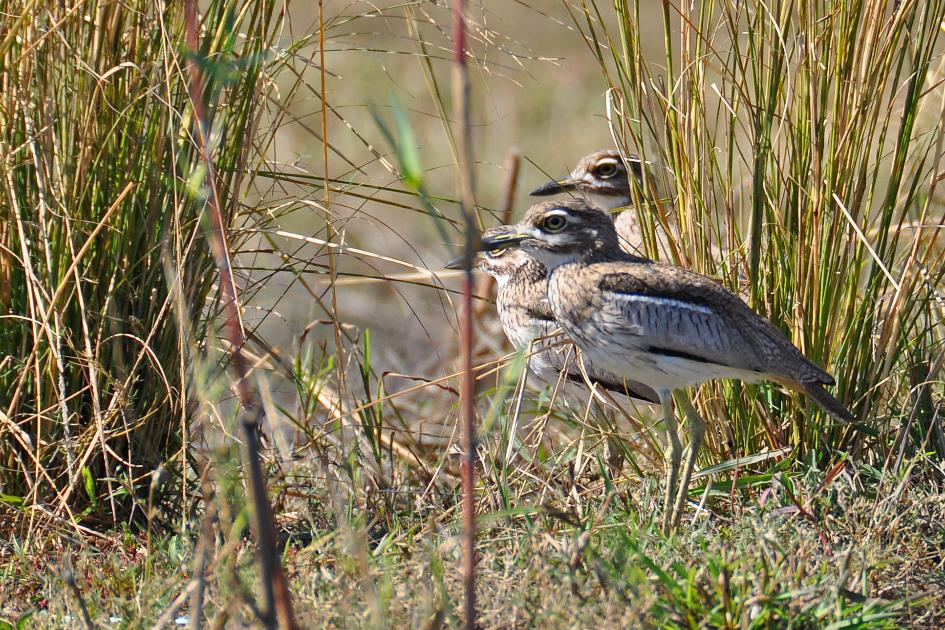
[590,398,625,476]
[658,391,681,535]
[671,390,706,529]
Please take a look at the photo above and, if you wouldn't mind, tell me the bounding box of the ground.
[3,457,943,628]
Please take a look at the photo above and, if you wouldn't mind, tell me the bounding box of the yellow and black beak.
[529,177,577,197]
[480,231,528,252]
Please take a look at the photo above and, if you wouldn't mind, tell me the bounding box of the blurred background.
[248,2,659,376]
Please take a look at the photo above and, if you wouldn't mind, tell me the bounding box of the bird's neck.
[535,232,644,272]
[580,190,630,211]
[546,244,646,273]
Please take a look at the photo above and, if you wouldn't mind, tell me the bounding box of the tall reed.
[574,0,945,468]
[0,0,286,529]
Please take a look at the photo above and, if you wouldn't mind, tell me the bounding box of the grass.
[3,458,943,627]
[577,0,945,463]
[1,0,944,628]
[0,0,289,531]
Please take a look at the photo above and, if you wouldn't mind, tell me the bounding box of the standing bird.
[479,199,854,533]
[530,150,654,257]
[445,226,659,409]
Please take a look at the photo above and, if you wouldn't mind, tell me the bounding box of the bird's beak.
[480,230,528,252]
[446,228,530,268]
[445,249,490,270]
[529,177,577,196]
[444,255,465,270]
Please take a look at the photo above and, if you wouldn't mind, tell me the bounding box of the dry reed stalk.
[474,151,521,317]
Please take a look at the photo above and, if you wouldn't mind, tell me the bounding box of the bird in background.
[530,149,655,257]
[530,149,643,212]
[479,199,855,533]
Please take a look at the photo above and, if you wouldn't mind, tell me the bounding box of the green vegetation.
[1,1,943,627]
[0,0,287,527]
[587,0,945,461]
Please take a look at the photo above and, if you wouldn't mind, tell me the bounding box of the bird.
[478,198,855,533]
[530,149,643,212]
[531,149,741,290]
[530,149,654,257]
[445,227,659,411]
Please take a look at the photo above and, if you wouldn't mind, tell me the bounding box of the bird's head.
[479,199,621,269]
[529,150,643,209]
[444,225,535,285]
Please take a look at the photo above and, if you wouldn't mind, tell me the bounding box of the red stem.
[453,1,478,628]
[183,3,297,628]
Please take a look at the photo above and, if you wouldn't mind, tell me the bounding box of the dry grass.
[4,460,943,627]
[1,1,944,627]
[0,0,289,533]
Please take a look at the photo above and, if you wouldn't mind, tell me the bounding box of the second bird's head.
[479,200,620,269]
[529,150,644,209]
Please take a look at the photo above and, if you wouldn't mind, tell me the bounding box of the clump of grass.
[573,0,945,468]
[7,453,941,627]
[0,1,287,530]
[232,464,945,628]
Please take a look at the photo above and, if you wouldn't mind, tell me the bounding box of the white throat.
[521,246,579,273]
[577,188,629,212]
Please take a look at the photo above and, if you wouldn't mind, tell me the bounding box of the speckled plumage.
[481,198,855,532]
[469,226,659,406]
[552,260,836,392]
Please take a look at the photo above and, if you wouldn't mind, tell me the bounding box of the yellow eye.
[542,214,567,232]
[595,161,619,178]
[485,249,506,259]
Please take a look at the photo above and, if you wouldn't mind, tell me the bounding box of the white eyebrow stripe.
[605,292,715,317]
[596,158,620,166]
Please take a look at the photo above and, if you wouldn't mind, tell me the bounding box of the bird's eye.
[485,249,506,259]
[594,161,619,178]
[542,214,568,232]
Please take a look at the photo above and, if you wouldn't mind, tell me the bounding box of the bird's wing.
[596,262,847,420]
[596,265,779,374]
